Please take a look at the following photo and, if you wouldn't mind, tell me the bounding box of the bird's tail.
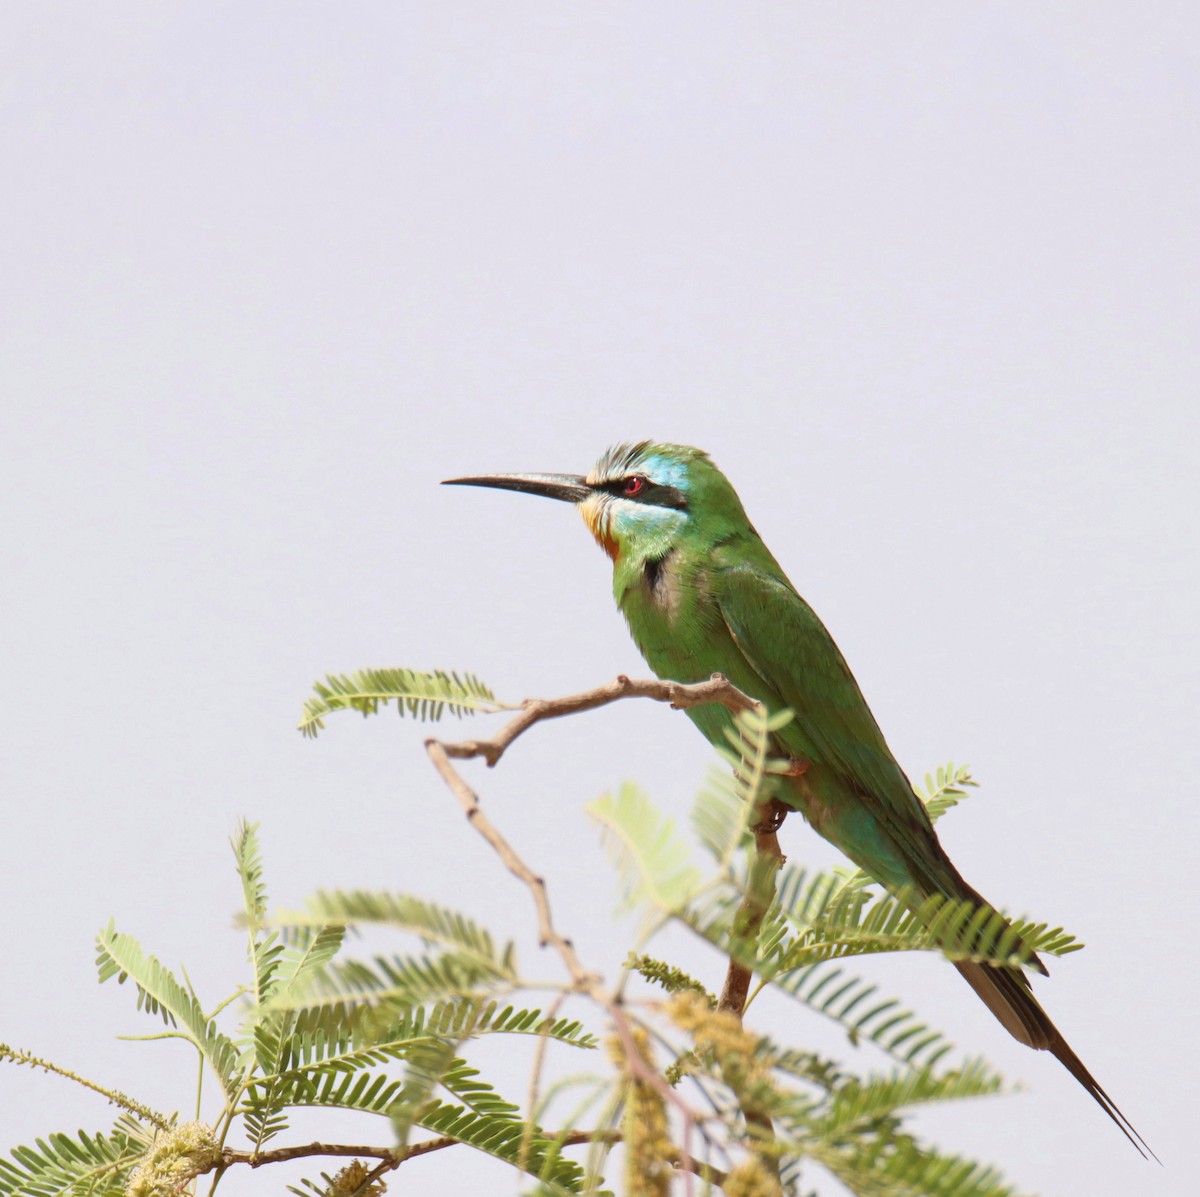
[915,859,1155,1157]
[953,958,1152,1158]
[940,918,1153,1159]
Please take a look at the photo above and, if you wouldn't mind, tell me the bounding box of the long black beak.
[442,472,592,503]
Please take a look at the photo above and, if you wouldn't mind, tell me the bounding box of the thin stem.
[0,1045,171,1131]
[205,986,250,1021]
[518,991,568,1170]
[212,1128,620,1171]
[716,798,789,1183]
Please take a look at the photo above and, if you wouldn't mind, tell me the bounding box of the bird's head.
[444,441,742,564]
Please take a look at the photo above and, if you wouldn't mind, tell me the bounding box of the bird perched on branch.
[445,440,1148,1155]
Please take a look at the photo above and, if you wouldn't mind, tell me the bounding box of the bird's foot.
[753,797,791,834]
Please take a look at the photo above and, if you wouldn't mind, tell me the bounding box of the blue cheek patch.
[611,504,684,540]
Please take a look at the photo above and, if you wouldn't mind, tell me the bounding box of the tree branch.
[216,1128,621,1171]
[717,806,787,1018]
[716,797,789,1182]
[424,672,770,1195]
[215,1129,729,1188]
[425,738,600,989]
[437,672,758,767]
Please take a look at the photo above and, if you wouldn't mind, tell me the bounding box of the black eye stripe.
[598,478,688,510]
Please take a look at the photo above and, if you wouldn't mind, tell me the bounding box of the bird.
[444,440,1149,1155]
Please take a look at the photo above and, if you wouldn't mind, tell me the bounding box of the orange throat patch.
[580,498,620,560]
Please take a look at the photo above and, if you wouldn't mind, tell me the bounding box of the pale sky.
[2,5,1197,1195]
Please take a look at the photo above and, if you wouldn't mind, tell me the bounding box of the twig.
[222,1142,394,1167]
[218,1130,719,1188]
[425,739,599,988]
[438,673,758,767]
[215,1128,621,1171]
[519,991,568,1170]
[0,1044,171,1132]
[424,674,761,1194]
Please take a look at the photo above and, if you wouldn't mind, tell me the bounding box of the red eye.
[623,474,647,497]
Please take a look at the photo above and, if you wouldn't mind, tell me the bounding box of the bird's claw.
[753,797,790,834]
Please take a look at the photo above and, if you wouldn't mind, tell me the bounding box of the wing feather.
[712,565,928,825]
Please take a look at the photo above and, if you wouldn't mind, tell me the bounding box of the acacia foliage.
[0,670,1057,1197]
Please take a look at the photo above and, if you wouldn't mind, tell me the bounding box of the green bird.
[445,440,1147,1154]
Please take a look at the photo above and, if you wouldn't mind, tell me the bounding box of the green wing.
[712,559,1050,977]
[711,562,946,873]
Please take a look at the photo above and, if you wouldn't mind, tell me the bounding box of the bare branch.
[422,674,762,1194]
[438,672,758,767]
[221,1142,395,1168]
[215,1128,622,1172]
[425,739,600,989]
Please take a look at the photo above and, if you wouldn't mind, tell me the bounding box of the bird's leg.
[750,757,805,833]
[752,796,791,835]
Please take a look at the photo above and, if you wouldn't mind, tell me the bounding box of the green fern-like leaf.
[282,891,514,978]
[268,950,513,1020]
[436,1056,521,1119]
[818,888,1082,966]
[242,1042,525,1128]
[587,783,702,919]
[815,1058,1004,1137]
[0,1122,146,1197]
[271,924,349,1006]
[260,891,512,1105]
[768,962,956,1070]
[251,1000,595,1090]
[243,1066,407,1119]
[299,668,501,738]
[776,864,874,927]
[462,1004,598,1050]
[233,819,269,932]
[95,924,239,1097]
[810,1130,1025,1197]
[411,1100,585,1194]
[239,918,349,1149]
[280,999,597,1072]
[692,706,792,867]
[767,867,1082,971]
[919,762,979,823]
[241,1101,291,1154]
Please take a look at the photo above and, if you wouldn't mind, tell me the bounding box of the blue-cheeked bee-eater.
[445,440,1148,1154]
